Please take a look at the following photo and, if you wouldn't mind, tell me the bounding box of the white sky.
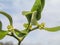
[0,0,60,45]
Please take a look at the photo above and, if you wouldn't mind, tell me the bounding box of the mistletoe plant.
[0,0,60,45]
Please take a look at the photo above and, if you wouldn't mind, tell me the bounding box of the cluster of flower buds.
[38,22,45,29]
[7,25,14,32]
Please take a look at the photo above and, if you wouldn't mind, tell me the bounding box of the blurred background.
[0,0,60,45]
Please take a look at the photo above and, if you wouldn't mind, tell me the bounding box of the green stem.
[18,41,21,45]
[0,21,2,30]
[28,26,38,32]
[32,27,38,30]
[7,33,21,45]
[12,33,19,40]
[26,22,31,32]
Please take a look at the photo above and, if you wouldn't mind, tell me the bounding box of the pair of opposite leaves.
[0,0,60,40]
[22,0,45,25]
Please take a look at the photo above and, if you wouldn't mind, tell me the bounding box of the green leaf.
[22,11,32,16]
[31,0,45,20]
[44,26,60,32]
[0,11,13,25]
[31,11,38,25]
[22,11,32,23]
[0,21,2,30]
[21,30,28,34]
[14,29,22,36]
[22,11,38,25]
[0,30,8,40]
[15,29,28,38]
[14,29,27,41]
[14,29,27,37]
[41,0,45,11]
[14,29,26,41]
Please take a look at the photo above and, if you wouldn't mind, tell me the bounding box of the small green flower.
[23,23,32,30]
[7,25,14,32]
[38,22,45,29]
